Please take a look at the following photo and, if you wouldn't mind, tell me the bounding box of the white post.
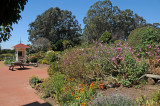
[16,49,18,61]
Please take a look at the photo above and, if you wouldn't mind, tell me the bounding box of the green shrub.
[98,31,111,43]
[127,27,160,47]
[29,75,41,88]
[118,55,149,87]
[52,40,64,51]
[41,72,65,98]
[29,56,38,63]
[44,51,58,64]
[47,61,60,76]
[152,89,160,104]
[114,39,124,44]
[62,40,73,49]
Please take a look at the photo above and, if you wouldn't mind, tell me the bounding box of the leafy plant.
[29,75,41,88]
[98,31,111,43]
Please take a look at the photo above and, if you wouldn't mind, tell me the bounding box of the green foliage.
[62,40,73,49]
[41,74,97,105]
[137,93,160,106]
[114,40,124,44]
[52,40,64,51]
[58,48,103,83]
[41,72,65,99]
[152,89,160,104]
[118,56,149,87]
[28,7,82,46]
[98,31,111,43]
[29,75,41,88]
[128,27,160,47]
[44,51,58,64]
[29,56,38,63]
[33,37,51,51]
[47,61,60,76]
[83,0,147,42]
[0,0,28,42]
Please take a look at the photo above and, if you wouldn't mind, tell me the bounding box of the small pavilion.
[12,43,30,62]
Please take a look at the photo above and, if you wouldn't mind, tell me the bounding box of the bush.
[41,72,65,98]
[52,40,64,51]
[58,48,103,83]
[127,27,160,47]
[44,51,58,64]
[29,75,41,88]
[118,55,149,87]
[98,31,111,43]
[29,56,38,63]
[47,61,60,76]
[62,40,73,49]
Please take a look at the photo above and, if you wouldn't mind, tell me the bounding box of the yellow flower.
[76,96,79,99]
[82,103,86,106]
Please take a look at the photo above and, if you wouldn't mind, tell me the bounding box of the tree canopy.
[83,0,148,42]
[28,7,82,46]
[0,0,28,42]
[33,37,51,51]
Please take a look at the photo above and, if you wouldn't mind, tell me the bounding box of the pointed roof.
[13,43,30,48]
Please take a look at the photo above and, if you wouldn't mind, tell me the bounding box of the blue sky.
[1,0,160,49]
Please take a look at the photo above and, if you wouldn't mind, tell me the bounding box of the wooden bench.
[9,62,25,70]
[9,65,14,71]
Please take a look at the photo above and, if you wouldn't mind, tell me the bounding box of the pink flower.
[56,61,59,63]
[136,58,139,61]
[149,46,151,49]
[112,57,115,61]
[102,46,105,50]
[119,56,123,60]
[116,55,119,58]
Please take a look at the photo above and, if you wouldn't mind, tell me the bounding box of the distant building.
[12,43,30,62]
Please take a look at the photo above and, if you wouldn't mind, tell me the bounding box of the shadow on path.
[23,102,51,106]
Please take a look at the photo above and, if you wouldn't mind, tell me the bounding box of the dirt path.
[0,61,50,106]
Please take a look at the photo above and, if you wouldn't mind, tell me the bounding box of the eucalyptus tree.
[83,0,147,42]
[28,7,82,46]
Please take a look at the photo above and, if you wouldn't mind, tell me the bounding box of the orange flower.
[69,78,74,81]
[80,88,85,93]
[79,84,83,86]
[76,96,79,99]
[82,103,86,106]
[62,88,65,91]
[71,92,74,96]
[90,83,94,89]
